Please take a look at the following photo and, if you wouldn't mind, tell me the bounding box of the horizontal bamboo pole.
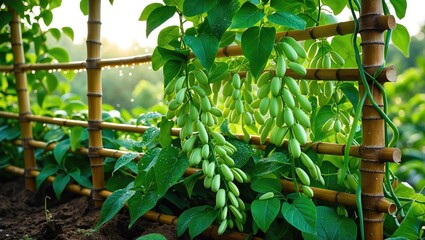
[3,165,260,240]
[0,111,400,163]
[240,66,396,82]
[0,16,394,74]
[9,139,395,214]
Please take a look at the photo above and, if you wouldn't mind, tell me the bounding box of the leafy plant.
[1,0,423,240]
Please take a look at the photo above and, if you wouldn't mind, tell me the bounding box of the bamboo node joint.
[87,120,102,131]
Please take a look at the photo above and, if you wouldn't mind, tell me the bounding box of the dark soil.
[0,176,182,240]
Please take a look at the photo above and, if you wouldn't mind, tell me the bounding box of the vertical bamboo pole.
[359,1,386,239]
[9,10,37,191]
[86,0,104,207]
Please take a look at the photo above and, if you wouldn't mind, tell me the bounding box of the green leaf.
[183,171,203,198]
[52,173,71,199]
[242,26,276,79]
[331,35,358,67]
[113,152,140,174]
[69,168,92,188]
[389,0,407,19]
[312,105,334,142]
[154,146,189,197]
[151,47,187,71]
[136,233,167,240]
[128,191,158,227]
[267,11,306,30]
[69,126,83,151]
[183,33,219,72]
[139,148,161,172]
[219,31,236,48]
[48,28,61,41]
[183,0,217,17]
[44,128,65,144]
[228,139,253,167]
[79,0,88,15]
[231,2,265,29]
[158,118,174,148]
[36,164,59,189]
[252,151,290,176]
[139,3,163,21]
[177,205,217,238]
[207,0,240,38]
[96,187,136,229]
[136,127,160,147]
[2,0,25,15]
[136,112,163,126]
[163,60,184,88]
[339,83,358,109]
[251,178,282,193]
[62,27,74,41]
[146,6,176,37]
[40,10,53,26]
[48,47,70,62]
[208,62,229,83]
[157,26,180,47]
[251,198,281,232]
[0,12,13,30]
[302,206,357,240]
[391,199,425,239]
[281,195,317,234]
[45,74,58,92]
[391,24,410,57]
[321,0,346,15]
[0,125,21,141]
[53,139,70,165]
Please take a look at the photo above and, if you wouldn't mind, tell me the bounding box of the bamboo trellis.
[0,0,399,239]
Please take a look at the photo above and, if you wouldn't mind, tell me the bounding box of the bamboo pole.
[1,111,401,163]
[86,0,104,207]
[9,10,37,191]
[3,165,261,240]
[11,138,397,213]
[359,2,393,239]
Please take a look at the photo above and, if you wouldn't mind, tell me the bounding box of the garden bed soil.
[0,176,191,240]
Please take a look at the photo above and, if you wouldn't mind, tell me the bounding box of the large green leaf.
[154,146,188,197]
[267,11,306,30]
[231,2,264,29]
[146,6,176,37]
[139,3,162,21]
[183,171,203,198]
[183,33,219,72]
[69,126,83,151]
[0,12,13,30]
[52,173,71,199]
[207,0,240,38]
[158,118,174,148]
[391,194,425,239]
[36,163,59,189]
[389,0,407,19]
[321,0,346,15]
[176,205,217,238]
[251,177,282,193]
[53,139,70,165]
[136,127,160,147]
[281,195,317,234]
[302,206,357,240]
[228,139,254,167]
[96,187,136,229]
[69,168,92,189]
[0,125,21,141]
[312,105,334,142]
[251,198,281,232]
[48,47,70,62]
[62,27,74,41]
[339,83,359,109]
[183,0,216,16]
[157,25,180,47]
[128,191,159,227]
[113,152,140,174]
[242,26,276,79]
[391,24,410,57]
